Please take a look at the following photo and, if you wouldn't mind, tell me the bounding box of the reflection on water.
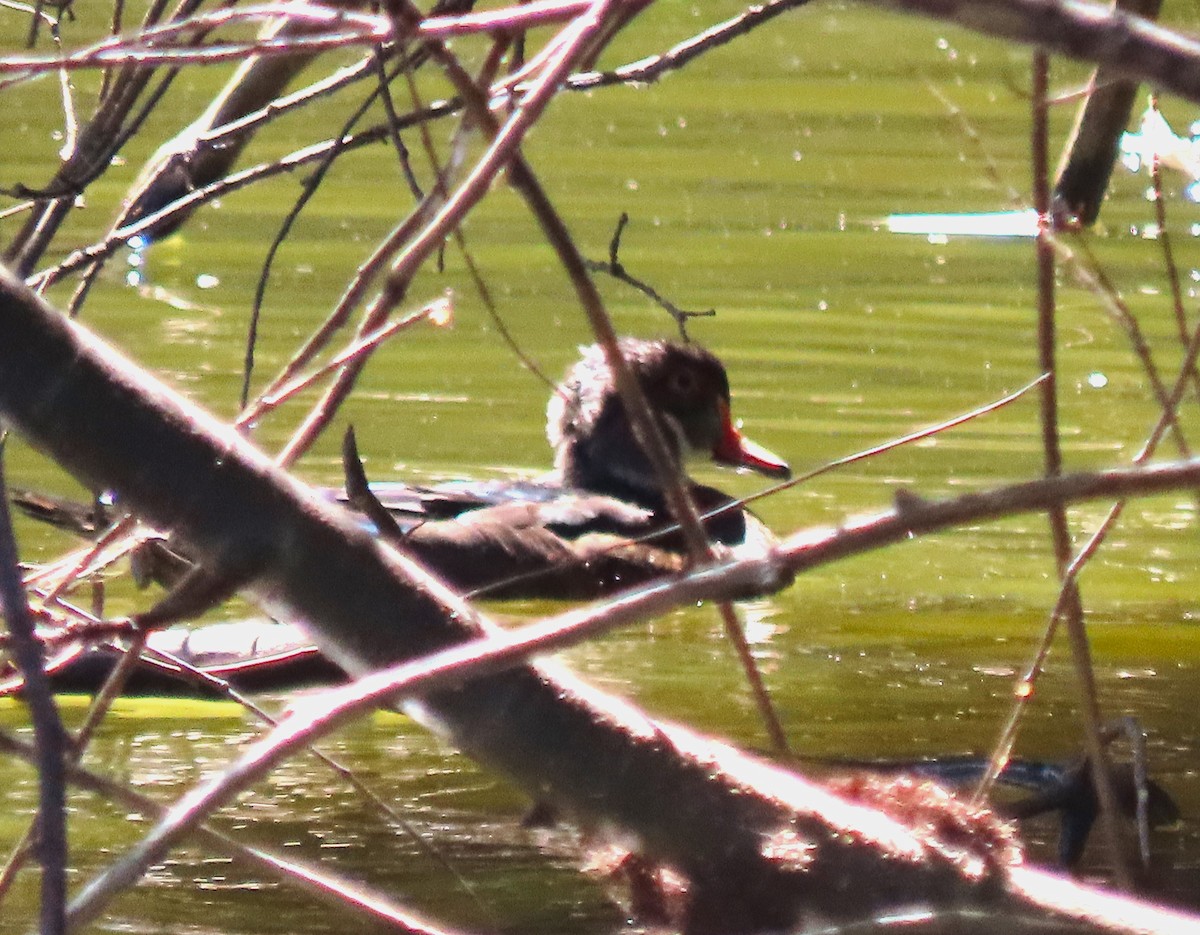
[884,209,1039,238]
[4,0,1200,931]
[1120,104,1200,201]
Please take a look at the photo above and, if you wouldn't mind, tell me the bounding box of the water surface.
[4,1,1200,931]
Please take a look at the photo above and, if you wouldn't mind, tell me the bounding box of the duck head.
[547,339,790,501]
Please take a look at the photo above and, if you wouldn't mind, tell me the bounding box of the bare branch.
[0,448,66,934]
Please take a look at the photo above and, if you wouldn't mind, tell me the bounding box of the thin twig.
[1031,50,1132,888]
[28,119,421,290]
[134,637,496,919]
[584,213,716,342]
[408,36,561,393]
[239,295,452,425]
[1057,233,1194,455]
[1146,97,1198,386]
[240,53,415,410]
[0,445,66,934]
[567,0,814,91]
[0,627,146,900]
[0,0,617,81]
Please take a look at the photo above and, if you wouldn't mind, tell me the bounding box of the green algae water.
[5,1,1200,930]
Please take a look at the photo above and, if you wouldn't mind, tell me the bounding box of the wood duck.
[339,338,791,598]
[13,339,791,601]
[357,338,789,549]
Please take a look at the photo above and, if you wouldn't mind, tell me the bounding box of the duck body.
[331,338,791,597]
[360,475,763,554]
[346,477,770,601]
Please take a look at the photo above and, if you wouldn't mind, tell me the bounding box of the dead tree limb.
[874,0,1200,106]
[1053,0,1165,225]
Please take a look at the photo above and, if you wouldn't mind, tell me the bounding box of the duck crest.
[545,340,616,458]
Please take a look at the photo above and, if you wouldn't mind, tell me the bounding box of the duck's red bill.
[714,404,791,479]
